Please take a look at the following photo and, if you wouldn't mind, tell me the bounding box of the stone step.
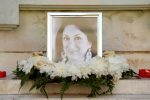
[0,94,150,100]
[0,79,150,95]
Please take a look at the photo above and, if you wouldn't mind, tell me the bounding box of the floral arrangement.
[14,52,136,100]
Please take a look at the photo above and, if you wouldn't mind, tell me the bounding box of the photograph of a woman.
[47,12,102,63]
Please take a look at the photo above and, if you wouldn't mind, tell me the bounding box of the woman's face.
[62,25,91,62]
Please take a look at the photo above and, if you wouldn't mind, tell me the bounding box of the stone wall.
[0,10,150,74]
[0,0,19,30]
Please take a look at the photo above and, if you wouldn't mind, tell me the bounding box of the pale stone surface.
[103,11,150,51]
[0,11,47,51]
[0,0,19,30]
[0,79,150,100]
[118,53,150,69]
[113,80,150,94]
[0,98,13,100]
[14,95,150,100]
[0,94,150,100]
[0,80,20,94]
[0,53,32,75]
[19,0,150,5]
[0,79,149,95]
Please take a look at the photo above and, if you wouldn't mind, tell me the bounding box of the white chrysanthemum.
[90,56,108,76]
[108,64,122,73]
[18,55,131,81]
[50,62,69,78]
[18,60,27,70]
[80,66,91,79]
[18,59,33,74]
[18,56,52,74]
[107,56,129,79]
[39,64,55,75]
[67,64,82,81]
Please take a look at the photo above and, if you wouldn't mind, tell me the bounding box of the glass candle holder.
[0,71,6,78]
[139,69,150,78]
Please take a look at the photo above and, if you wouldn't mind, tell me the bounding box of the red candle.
[139,69,150,78]
[0,71,6,78]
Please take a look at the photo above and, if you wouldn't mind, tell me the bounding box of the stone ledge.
[19,5,150,11]
[0,94,150,100]
[0,24,19,30]
[19,0,150,5]
[0,79,150,95]
[19,0,150,10]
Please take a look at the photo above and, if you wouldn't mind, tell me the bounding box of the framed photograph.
[47,12,102,63]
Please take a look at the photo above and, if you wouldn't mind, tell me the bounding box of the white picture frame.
[47,12,102,63]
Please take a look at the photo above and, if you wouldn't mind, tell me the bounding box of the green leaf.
[40,86,48,98]
[35,76,48,89]
[20,74,30,90]
[60,79,71,100]
[122,69,137,79]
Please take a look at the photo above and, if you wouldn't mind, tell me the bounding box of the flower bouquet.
[14,53,136,100]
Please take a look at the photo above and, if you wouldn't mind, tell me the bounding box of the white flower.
[18,60,27,70]
[40,64,54,75]
[80,66,91,79]
[17,55,131,81]
[90,56,108,76]
[67,64,81,81]
[18,59,33,74]
[50,62,69,78]
[107,56,129,79]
